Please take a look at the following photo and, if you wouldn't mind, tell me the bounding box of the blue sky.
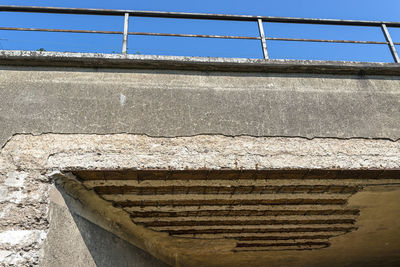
[0,0,399,62]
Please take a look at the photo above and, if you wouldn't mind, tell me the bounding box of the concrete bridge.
[1,49,399,267]
[0,7,400,266]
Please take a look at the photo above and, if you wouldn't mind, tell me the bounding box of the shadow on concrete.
[71,213,169,267]
[41,184,170,267]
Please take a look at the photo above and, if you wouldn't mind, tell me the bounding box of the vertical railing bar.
[381,23,400,63]
[257,18,269,59]
[122,12,129,54]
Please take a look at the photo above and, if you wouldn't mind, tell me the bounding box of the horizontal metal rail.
[1,5,400,27]
[129,32,260,40]
[1,27,398,45]
[266,37,393,45]
[0,5,399,62]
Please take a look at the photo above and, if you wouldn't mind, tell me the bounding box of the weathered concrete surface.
[0,50,400,147]
[0,134,399,266]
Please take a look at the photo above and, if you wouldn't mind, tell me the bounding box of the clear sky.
[0,0,399,62]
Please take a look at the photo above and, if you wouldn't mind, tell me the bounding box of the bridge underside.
[72,169,399,254]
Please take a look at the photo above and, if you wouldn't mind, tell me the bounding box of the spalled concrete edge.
[1,50,400,75]
[2,134,400,171]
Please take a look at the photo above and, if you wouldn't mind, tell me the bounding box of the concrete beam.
[1,50,400,146]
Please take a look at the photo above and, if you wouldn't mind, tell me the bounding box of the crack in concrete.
[2,132,399,152]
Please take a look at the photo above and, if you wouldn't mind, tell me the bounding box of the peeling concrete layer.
[2,134,400,170]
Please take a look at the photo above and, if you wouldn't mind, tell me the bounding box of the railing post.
[381,23,399,63]
[122,13,129,54]
[257,18,269,59]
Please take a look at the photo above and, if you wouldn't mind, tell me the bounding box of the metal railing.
[0,5,399,63]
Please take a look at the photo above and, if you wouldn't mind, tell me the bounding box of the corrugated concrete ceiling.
[73,169,399,253]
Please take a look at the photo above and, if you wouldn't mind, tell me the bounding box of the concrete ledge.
[1,50,400,75]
